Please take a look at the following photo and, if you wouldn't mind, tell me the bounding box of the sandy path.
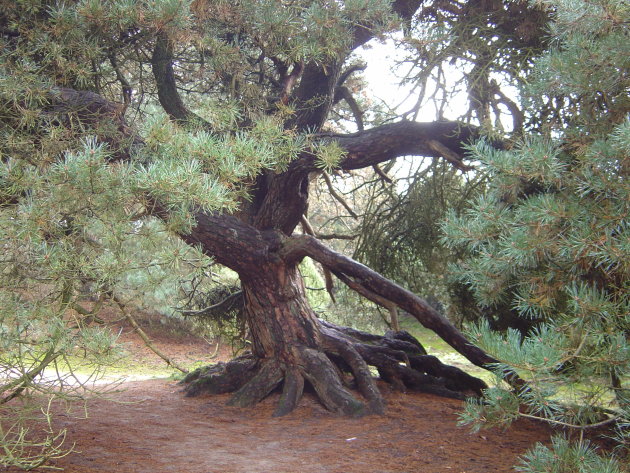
[9,378,552,473]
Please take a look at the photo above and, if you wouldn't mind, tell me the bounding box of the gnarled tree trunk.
[36,0,524,417]
[44,85,519,418]
[181,221,493,416]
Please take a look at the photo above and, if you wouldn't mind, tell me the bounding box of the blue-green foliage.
[441,0,629,469]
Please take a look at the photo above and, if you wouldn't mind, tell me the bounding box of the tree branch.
[180,290,243,317]
[329,120,480,171]
[321,172,359,219]
[335,63,367,92]
[300,216,336,303]
[279,234,524,387]
[334,86,365,131]
[113,296,189,374]
[151,33,210,129]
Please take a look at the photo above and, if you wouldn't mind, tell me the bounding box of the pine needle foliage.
[442,0,629,468]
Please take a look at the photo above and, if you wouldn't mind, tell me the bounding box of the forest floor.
[7,310,557,473]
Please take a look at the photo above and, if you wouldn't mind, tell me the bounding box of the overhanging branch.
[330,120,479,171]
[279,234,524,387]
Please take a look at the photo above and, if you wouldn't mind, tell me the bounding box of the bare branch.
[180,290,243,317]
[300,216,336,303]
[321,172,359,219]
[372,164,393,183]
[315,233,358,241]
[335,86,365,130]
[427,139,474,171]
[335,63,367,91]
[113,296,189,374]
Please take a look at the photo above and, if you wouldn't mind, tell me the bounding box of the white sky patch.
[357,39,471,122]
[356,38,521,131]
[358,40,412,110]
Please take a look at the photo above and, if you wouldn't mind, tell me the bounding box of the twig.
[315,232,357,240]
[180,290,243,317]
[519,412,621,430]
[113,296,188,374]
[301,216,337,303]
[321,172,359,219]
[372,164,393,183]
[427,139,474,172]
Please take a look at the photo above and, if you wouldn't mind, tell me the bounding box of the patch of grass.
[398,314,493,383]
[49,347,188,383]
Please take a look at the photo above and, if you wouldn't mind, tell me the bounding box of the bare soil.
[7,311,554,473]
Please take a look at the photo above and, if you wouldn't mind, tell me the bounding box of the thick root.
[227,361,283,407]
[182,321,487,416]
[298,346,366,417]
[321,329,384,414]
[182,354,257,397]
[273,368,304,417]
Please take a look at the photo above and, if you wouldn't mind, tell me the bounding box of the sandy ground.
[40,379,552,473]
[4,311,554,472]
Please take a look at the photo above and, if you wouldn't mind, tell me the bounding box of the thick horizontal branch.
[328,120,479,172]
[181,212,283,273]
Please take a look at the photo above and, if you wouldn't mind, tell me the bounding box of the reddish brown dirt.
[41,380,551,473]
[6,310,555,472]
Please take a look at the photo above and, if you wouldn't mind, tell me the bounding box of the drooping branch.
[333,63,367,131]
[300,216,336,302]
[279,234,523,387]
[113,296,189,374]
[335,86,365,130]
[180,290,243,318]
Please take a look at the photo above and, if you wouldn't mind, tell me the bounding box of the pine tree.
[2,0,626,470]
[441,0,629,468]
[1,1,516,467]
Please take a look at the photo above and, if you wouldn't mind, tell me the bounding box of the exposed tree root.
[182,320,487,416]
[182,354,257,397]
